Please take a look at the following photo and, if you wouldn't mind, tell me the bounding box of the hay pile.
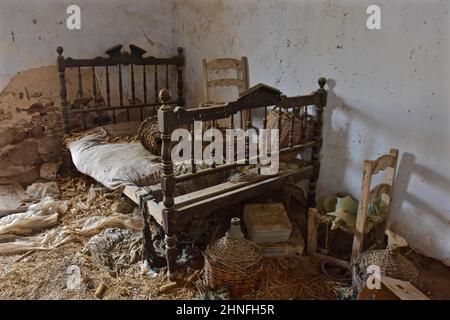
[0,174,344,300]
[247,257,345,300]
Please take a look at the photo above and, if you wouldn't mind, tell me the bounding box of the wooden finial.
[177,47,184,55]
[318,77,326,89]
[56,46,64,56]
[129,44,146,58]
[105,44,123,57]
[159,89,171,103]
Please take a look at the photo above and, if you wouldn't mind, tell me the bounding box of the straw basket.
[203,218,263,297]
[352,248,422,293]
[138,116,161,156]
[266,107,315,148]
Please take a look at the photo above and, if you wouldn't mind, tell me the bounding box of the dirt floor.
[0,173,448,300]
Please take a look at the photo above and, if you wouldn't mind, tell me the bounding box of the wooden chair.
[307,149,399,268]
[202,57,250,128]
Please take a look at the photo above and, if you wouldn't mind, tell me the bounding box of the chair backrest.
[351,148,399,262]
[202,57,250,103]
[202,57,250,128]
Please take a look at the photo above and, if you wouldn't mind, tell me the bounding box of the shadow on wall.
[389,152,450,257]
[318,78,351,196]
[319,80,450,261]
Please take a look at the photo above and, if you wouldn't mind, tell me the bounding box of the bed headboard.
[56,44,184,133]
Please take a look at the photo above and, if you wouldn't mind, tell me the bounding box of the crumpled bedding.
[67,129,235,193]
[67,129,164,189]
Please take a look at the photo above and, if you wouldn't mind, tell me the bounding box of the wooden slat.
[63,56,183,68]
[373,154,396,174]
[351,160,374,262]
[122,184,163,225]
[173,176,267,208]
[280,93,320,108]
[68,101,170,115]
[311,252,350,268]
[174,142,315,183]
[206,58,243,70]
[207,79,245,88]
[173,166,314,220]
[307,207,320,254]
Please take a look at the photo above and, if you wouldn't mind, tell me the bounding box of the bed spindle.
[177,48,184,106]
[245,109,252,164]
[302,106,307,142]
[158,89,178,281]
[82,113,87,131]
[278,104,282,153]
[77,67,83,98]
[143,65,148,104]
[56,47,70,133]
[105,66,114,123]
[118,64,124,107]
[308,77,327,207]
[154,65,159,109]
[263,107,268,129]
[289,108,295,148]
[211,120,217,168]
[91,66,97,98]
[131,64,136,103]
[191,121,196,173]
[130,64,140,121]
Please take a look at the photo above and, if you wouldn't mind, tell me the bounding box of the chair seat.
[316,211,385,235]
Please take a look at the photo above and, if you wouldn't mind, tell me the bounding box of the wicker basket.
[266,107,315,148]
[352,248,422,293]
[138,116,161,156]
[203,218,263,297]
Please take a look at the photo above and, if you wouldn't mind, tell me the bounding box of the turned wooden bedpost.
[158,89,178,280]
[57,46,69,133]
[176,47,184,107]
[308,77,327,207]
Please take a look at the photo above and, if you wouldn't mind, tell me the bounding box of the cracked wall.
[0,0,178,182]
[172,0,450,263]
[0,0,448,263]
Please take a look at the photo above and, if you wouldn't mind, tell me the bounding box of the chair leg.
[307,208,320,255]
[165,233,178,281]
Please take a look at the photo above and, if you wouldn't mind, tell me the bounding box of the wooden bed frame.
[57,44,184,133]
[139,81,327,279]
[57,45,328,280]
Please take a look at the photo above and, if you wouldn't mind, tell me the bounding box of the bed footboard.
[155,79,327,279]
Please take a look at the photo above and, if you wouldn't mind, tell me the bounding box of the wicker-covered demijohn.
[352,230,422,293]
[203,218,263,297]
[138,116,161,156]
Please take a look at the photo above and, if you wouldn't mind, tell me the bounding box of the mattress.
[66,128,234,191]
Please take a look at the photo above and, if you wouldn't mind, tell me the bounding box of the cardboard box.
[243,203,292,244]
